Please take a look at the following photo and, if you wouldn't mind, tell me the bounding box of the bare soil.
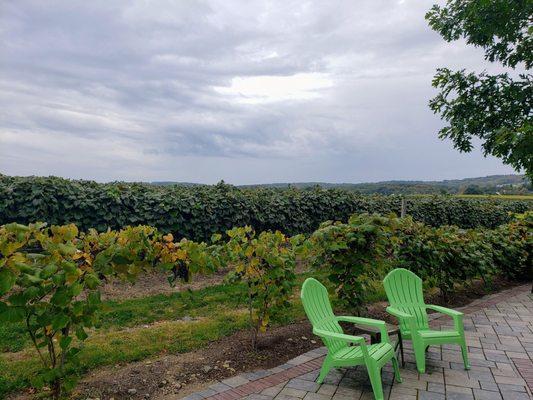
[99,269,229,300]
[74,322,319,400]
[98,260,308,301]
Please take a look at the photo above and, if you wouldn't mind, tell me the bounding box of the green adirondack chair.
[301,278,401,400]
[383,268,470,374]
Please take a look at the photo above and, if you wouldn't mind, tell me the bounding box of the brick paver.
[181,285,533,400]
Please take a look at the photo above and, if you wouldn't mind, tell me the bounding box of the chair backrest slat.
[383,268,429,333]
[301,278,346,353]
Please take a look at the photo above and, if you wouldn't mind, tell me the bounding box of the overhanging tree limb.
[426,0,533,179]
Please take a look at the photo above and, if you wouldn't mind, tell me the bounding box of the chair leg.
[317,357,332,384]
[413,344,427,374]
[367,364,384,400]
[399,333,405,367]
[391,356,402,383]
[460,340,471,370]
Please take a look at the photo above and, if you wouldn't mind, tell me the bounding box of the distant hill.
[238,175,532,195]
[151,181,204,187]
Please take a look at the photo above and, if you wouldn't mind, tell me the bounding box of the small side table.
[352,322,405,366]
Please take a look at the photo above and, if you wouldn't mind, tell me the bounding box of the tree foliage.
[426,0,533,178]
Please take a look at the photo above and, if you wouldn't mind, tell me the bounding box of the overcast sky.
[0,0,520,184]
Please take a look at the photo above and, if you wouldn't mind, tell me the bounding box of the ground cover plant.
[0,212,530,398]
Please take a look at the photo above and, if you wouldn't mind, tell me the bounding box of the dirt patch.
[99,261,308,301]
[99,269,229,300]
[73,322,319,400]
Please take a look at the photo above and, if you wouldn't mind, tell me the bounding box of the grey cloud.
[0,0,519,183]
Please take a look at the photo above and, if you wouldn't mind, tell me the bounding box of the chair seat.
[418,329,460,339]
[332,342,394,363]
[401,329,461,339]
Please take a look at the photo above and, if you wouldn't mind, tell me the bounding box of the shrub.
[484,212,532,281]
[309,214,398,312]
[309,213,531,307]
[394,220,494,300]
[223,227,303,348]
[1,175,530,241]
[0,223,217,399]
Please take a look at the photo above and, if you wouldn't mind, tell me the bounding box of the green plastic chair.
[383,268,470,374]
[301,278,401,400]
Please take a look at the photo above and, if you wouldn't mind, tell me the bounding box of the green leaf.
[75,326,88,341]
[51,287,71,307]
[0,305,25,322]
[0,268,17,295]
[70,282,83,297]
[60,335,73,350]
[51,313,70,330]
[41,263,58,278]
[63,375,78,392]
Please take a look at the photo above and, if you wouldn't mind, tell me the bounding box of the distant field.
[406,193,533,201]
[455,194,533,200]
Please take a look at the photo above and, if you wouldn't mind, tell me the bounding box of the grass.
[0,312,252,396]
[0,271,332,397]
[0,281,248,353]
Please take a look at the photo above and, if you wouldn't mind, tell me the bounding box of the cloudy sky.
[0,0,519,184]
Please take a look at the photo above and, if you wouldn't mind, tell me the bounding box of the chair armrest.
[386,306,414,320]
[425,304,463,317]
[312,328,366,345]
[386,306,418,335]
[312,328,369,357]
[336,316,386,327]
[336,316,389,343]
[426,304,464,332]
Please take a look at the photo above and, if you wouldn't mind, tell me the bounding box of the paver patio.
[181,285,533,400]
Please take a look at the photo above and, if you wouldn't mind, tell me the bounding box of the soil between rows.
[74,322,319,400]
